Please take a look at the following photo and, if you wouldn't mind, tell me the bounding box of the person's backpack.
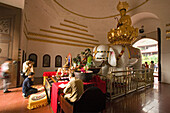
[0,72,9,79]
[20,71,28,79]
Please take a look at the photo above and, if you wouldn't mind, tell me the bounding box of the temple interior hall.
[1,0,170,113]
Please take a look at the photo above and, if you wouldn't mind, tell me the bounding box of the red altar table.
[43,72,57,77]
[51,82,67,113]
[51,76,106,113]
[43,72,57,85]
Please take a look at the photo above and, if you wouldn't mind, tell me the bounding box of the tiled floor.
[1,77,170,113]
[0,86,52,113]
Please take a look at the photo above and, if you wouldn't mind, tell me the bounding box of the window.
[28,53,37,67]
[43,54,50,67]
[55,55,62,67]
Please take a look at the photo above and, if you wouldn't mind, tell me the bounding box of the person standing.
[144,62,149,72]
[22,72,38,98]
[155,63,158,71]
[1,58,12,93]
[150,61,155,72]
[22,59,34,79]
[145,62,149,69]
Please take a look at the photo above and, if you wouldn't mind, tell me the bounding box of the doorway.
[133,38,159,83]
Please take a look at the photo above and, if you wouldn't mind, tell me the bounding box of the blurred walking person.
[1,58,12,93]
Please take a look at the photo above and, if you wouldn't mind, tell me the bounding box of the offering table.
[50,75,106,113]
[51,81,96,113]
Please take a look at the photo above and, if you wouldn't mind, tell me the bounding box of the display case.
[44,77,57,103]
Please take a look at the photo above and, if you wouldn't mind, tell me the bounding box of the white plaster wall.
[160,21,170,84]
[134,18,160,35]
[27,40,87,77]
[161,52,170,83]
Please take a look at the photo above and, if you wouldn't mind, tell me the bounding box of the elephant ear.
[92,46,97,58]
[92,46,103,66]
[108,47,116,66]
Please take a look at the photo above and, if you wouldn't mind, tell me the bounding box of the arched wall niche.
[43,54,51,67]
[131,12,160,42]
[131,12,159,25]
[28,53,38,67]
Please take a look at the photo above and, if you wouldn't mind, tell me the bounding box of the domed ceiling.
[52,0,148,19]
[24,0,161,47]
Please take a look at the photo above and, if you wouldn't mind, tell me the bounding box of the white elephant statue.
[93,44,142,76]
[93,45,117,76]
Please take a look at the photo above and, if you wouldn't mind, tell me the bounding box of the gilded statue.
[117,1,131,28]
[108,1,138,45]
[63,57,69,68]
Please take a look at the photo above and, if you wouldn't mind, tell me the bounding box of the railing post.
[145,69,147,89]
[110,74,113,98]
[136,70,138,91]
[125,71,128,95]
[150,69,154,87]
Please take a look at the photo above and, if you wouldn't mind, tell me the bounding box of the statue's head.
[117,1,129,12]
[120,8,126,16]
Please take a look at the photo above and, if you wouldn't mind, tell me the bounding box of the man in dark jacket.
[22,72,37,98]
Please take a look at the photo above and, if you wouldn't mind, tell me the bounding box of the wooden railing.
[106,69,154,99]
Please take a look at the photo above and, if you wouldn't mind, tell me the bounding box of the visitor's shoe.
[22,93,28,99]
[4,90,11,93]
[23,96,28,99]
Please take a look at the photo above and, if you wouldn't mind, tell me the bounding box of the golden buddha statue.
[117,1,131,27]
[108,1,138,45]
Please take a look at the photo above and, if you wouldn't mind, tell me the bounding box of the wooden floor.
[0,77,170,113]
[104,77,170,113]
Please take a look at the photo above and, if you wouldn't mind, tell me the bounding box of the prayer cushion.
[27,91,48,110]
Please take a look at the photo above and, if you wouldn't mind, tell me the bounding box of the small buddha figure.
[56,68,63,77]
[63,68,69,76]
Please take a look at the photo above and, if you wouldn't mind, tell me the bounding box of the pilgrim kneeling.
[22,72,38,98]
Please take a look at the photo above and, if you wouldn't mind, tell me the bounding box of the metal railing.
[106,69,154,100]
